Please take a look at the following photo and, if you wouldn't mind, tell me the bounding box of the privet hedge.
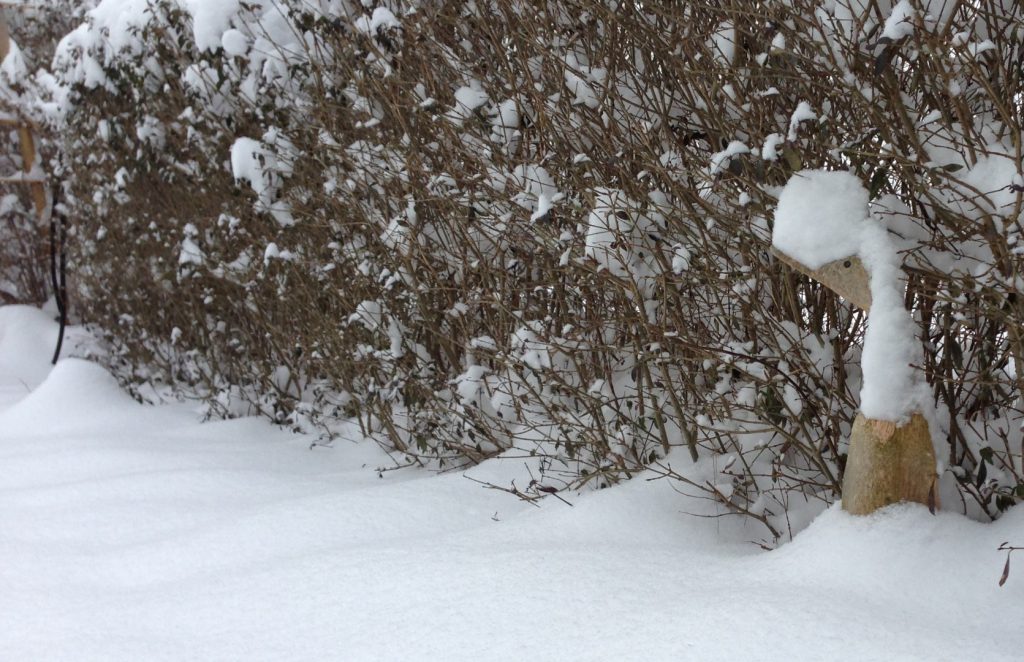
[35,0,1024,540]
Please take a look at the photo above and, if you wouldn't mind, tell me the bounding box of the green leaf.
[869,167,890,198]
[782,145,802,171]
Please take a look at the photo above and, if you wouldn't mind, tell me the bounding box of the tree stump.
[842,413,939,515]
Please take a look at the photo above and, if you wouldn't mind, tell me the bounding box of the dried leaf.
[999,555,1011,587]
[782,145,802,171]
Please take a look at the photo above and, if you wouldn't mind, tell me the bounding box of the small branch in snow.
[464,475,542,507]
[998,542,1022,587]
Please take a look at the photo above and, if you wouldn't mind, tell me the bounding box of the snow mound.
[774,503,1022,601]
[0,358,153,435]
[1,309,1022,660]
[0,305,59,392]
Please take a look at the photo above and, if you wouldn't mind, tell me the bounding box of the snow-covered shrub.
[41,0,1024,540]
[0,2,88,303]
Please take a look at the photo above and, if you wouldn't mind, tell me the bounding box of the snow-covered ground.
[1,305,1022,661]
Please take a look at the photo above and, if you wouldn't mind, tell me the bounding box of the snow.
[509,164,560,222]
[178,223,204,267]
[0,40,27,81]
[882,1,916,41]
[448,85,489,124]
[709,140,749,175]
[2,306,1024,660]
[859,222,929,423]
[354,7,401,35]
[761,133,784,161]
[231,137,265,189]
[966,40,996,57]
[787,101,817,141]
[78,0,241,58]
[773,170,925,423]
[230,137,294,227]
[220,28,249,57]
[563,53,605,109]
[184,0,241,52]
[491,99,520,148]
[953,144,1021,218]
[262,241,296,264]
[710,22,736,64]
[0,306,66,394]
[585,188,637,277]
[772,169,868,269]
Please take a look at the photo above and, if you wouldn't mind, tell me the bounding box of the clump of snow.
[761,133,785,161]
[231,138,266,188]
[563,53,606,108]
[966,40,996,57]
[81,0,242,57]
[354,7,401,35]
[509,165,561,222]
[221,28,249,57]
[773,169,868,269]
[184,0,241,51]
[490,98,520,148]
[584,189,637,277]
[0,307,65,395]
[511,322,551,371]
[0,40,27,81]
[230,137,294,226]
[787,101,817,141]
[672,244,691,274]
[262,242,296,264]
[448,84,489,124]
[882,1,916,41]
[349,299,384,332]
[178,223,204,267]
[953,144,1021,218]
[709,140,749,175]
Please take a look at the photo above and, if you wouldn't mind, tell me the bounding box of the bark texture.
[842,413,939,515]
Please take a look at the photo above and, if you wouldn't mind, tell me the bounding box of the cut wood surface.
[771,247,872,310]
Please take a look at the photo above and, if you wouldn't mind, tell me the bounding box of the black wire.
[49,188,67,365]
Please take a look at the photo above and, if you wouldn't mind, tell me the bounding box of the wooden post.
[0,11,46,223]
[0,12,9,63]
[843,413,937,514]
[773,248,938,514]
[0,10,55,307]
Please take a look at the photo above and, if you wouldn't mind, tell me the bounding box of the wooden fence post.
[0,7,56,306]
